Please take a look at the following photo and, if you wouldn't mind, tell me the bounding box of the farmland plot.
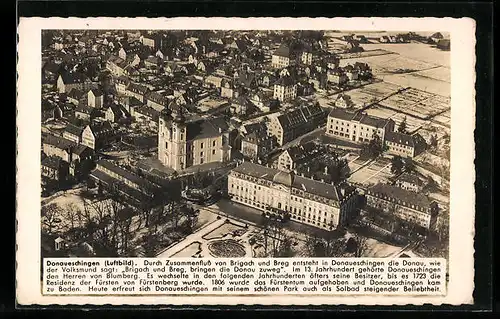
[378,88,450,119]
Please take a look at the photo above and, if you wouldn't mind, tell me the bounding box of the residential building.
[268,103,327,145]
[126,82,149,102]
[114,76,130,95]
[271,43,295,69]
[228,162,358,230]
[81,121,115,150]
[62,124,84,144]
[395,173,424,193]
[365,183,439,229]
[67,88,85,106]
[87,88,104,108]
[385,131,427,158]
[134,105,160,128]
[56,73,93,94]
[158,102,232,171]
[300,51,313,65]
[41,156,70,184]
[326,109,395,144]
[335,94,354,108]
[145,91,169,112]
[240,129,277,161]
[273,76,297,102]
[276,142,317,171]
[105,104,129,123]
[327,68,348,86]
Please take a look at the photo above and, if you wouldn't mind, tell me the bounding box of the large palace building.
[227,162,358,230]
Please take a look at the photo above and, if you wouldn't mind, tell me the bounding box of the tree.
[390,155,404,175]
[430,134,438,148]
[398,117,407,133]
[41,203,63,235]
[360,132,384,159]
[347,234,369,257]
[403,157,416,173]
[61,203,82,231]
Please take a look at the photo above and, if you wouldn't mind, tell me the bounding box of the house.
[56,72,93,94]
[87,88,104,108]
[395,173,425,193]
[326,109,395,144]
[158,103,232,171]
[125,82,149,102]
[42,134,94,178]
[249,91,273,112]
[353,62,372,79]
[220,79,236,99]
[276,142,317,171]
[300,51,313,65]
[42,61,62,83]
[42,134,76,162]
[74,105,94,121]
[273,76,297,102]
[385,131,427,158]
[271,43,295,69]
[344,65,359,81]
[41,156,70,185]
[268,103,327,145]
[238,71,258,89]
[241,129,277,161]
[106,55,127,77]
[67,88,85,106]
[121,95,144,116]
[145,91,169,112]
[230,96,253,116]
[105,104,129,123]
[62,124,84,144]
[334,94,354,108]
[115,75,130,94]
[204,75,224,88]
[134,105,160,128]
[365,183,439,229]
[81,121,115,150]
[379,36,391,43]
[327,68,348,86]
[228,162,358,230]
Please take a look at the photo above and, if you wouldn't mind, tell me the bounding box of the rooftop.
[232,162,346,202]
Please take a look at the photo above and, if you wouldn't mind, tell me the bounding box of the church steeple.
[169,100,186,123]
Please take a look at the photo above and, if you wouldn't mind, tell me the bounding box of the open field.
[377,88,450,119]
[330,82,403,108]
[348,157,393,186]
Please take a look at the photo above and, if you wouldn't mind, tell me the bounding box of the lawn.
[202,220,248,240]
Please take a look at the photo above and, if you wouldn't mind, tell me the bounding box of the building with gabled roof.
[365,183,439,229]
[273,76,297,102]
[326,109,395,144]
[385,131,426,158]
[268,102,327,145]
[228,162,358,230]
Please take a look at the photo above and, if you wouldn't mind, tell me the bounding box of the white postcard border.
[17,17,476,306]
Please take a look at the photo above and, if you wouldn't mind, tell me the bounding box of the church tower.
[158,101,187,171]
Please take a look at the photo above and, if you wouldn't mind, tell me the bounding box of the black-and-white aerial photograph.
[40,29,450,260]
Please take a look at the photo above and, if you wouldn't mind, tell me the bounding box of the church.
[158,102,232,171]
